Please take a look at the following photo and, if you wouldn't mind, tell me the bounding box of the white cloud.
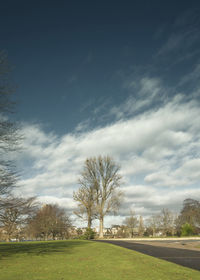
[37,196,76,211]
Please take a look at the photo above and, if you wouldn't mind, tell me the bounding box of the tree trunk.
[99,217,104,238]
[131,229,134,238]
[87,216,92,229]
[44,233,48,241]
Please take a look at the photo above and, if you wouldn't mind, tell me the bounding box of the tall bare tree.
[75,156,123,237]
[94,156,123,237]
[0,51,20,204]
[73,158,99,228]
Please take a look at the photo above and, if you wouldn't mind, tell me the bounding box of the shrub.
[82,228,96,240]
[76,228,96,240]
[181,223,194,236]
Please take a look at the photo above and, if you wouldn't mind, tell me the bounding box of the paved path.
[96,240,200,271]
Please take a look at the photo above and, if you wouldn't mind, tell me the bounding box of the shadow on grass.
[0,240,90,259]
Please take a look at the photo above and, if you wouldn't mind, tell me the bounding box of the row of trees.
[118,199,200,238]
[1,197,199,241]
[0,202,71,241]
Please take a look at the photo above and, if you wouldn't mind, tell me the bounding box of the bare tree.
[0,51,21,204]
[74,156,123,237]
[147,214,161,237]
[91,156,122,238]
[27,204,71,240]
[160,208,176,236]
[138,215,145,237]
[123,210,138,238]
[0,197,37,241]
[147,209,176,237]
[73,176,97,228]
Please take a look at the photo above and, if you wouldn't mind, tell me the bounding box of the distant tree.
[27,204,71,240]
[147,209,176,237]
[0,51,21,205]
[123,210,138,238]
[147,214,161,237]
[138,215,145,237]
[177,199,200,233]
[160,208,176,236]
[0,197,37,241]
[116,225,128,238]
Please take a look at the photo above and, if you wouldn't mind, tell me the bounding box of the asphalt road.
[96,240,200,271]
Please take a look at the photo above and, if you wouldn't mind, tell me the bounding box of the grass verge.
[0,240,199,280]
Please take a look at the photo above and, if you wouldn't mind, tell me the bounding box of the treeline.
[114,199,200,238]
[1,197,199,241]
[0,202,72,241]
[147,199,200,237]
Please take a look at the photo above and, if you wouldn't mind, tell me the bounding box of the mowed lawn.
[0,240,199,280]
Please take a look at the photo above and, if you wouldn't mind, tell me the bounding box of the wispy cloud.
[178,63,200,88]
[110,76,166,119]
[155,11,200,64]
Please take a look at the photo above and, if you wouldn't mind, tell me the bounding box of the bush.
[76,228,96,240]
[83,228,96,239]
[181,223,194,236]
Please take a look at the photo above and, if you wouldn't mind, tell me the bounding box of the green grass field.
[0,240,199,280]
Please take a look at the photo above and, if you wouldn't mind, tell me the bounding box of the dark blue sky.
[1,1,200,134]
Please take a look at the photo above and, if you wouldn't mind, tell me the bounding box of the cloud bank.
[15,80,200,226]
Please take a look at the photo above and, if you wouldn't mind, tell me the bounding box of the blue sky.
[2,1,200,226]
